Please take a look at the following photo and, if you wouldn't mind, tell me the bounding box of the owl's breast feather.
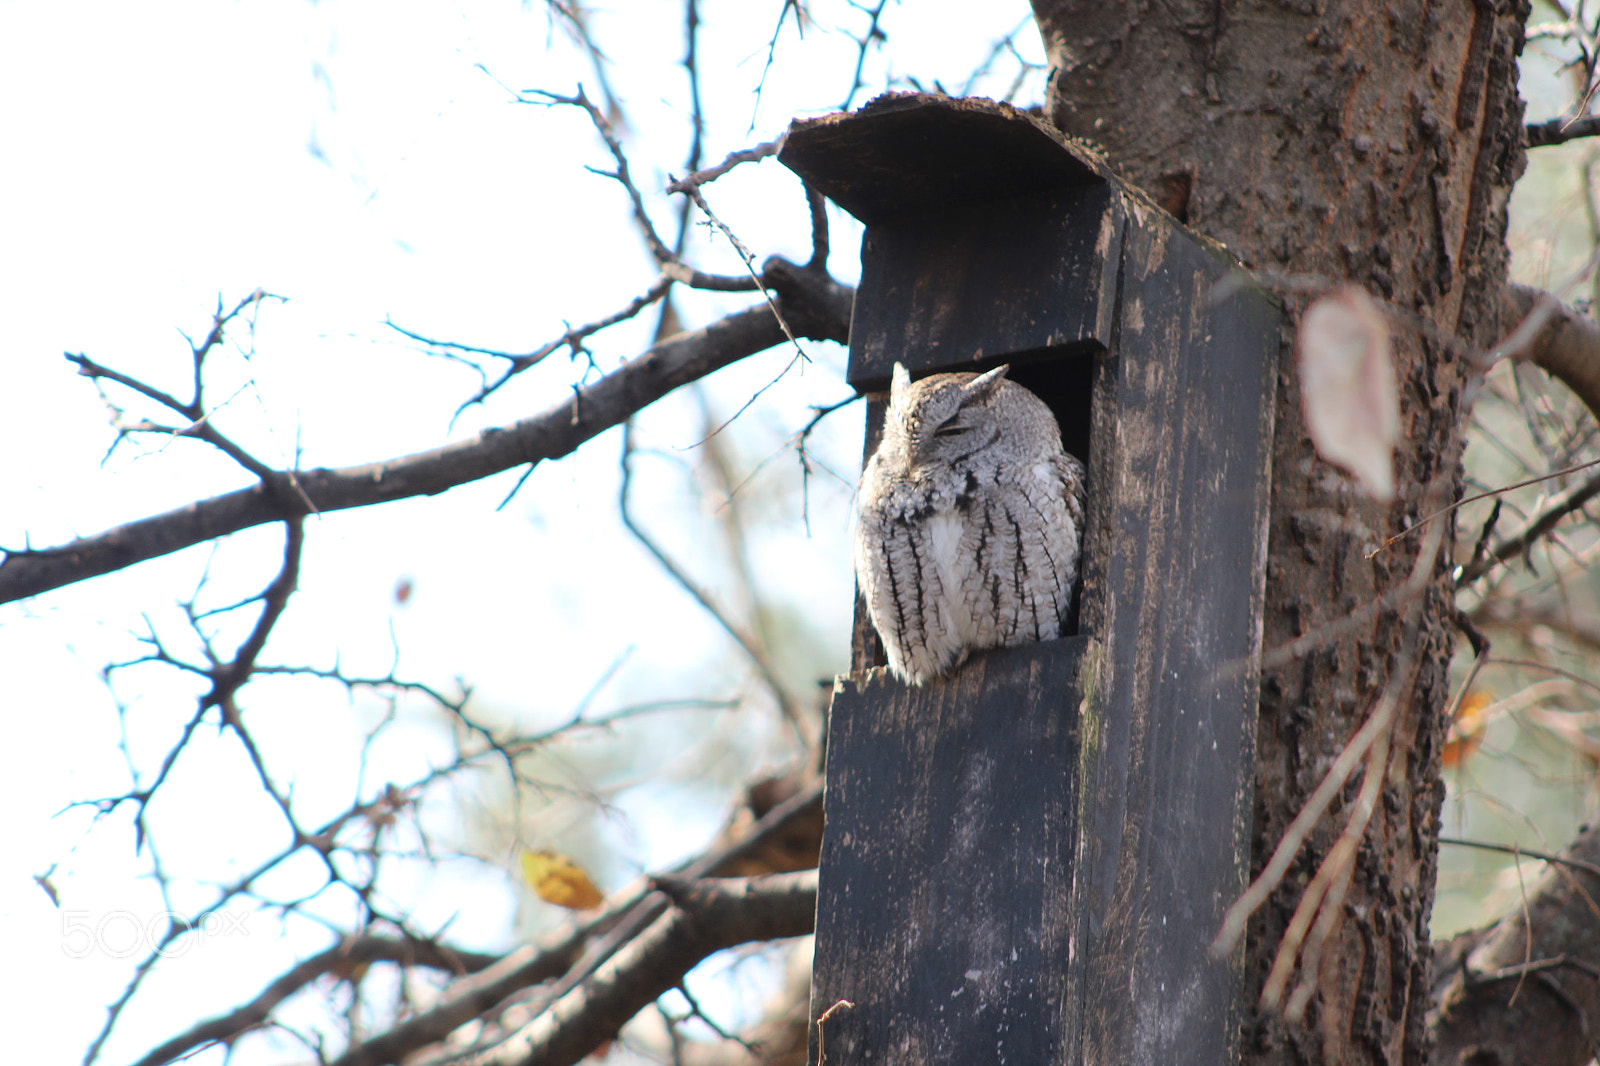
[922,510,967,610]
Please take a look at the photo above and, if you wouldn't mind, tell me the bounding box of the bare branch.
[750,1,807,130]
[678,186,810,362]
[127,935,500,1066]
[666,139,784,195]
[397,274,678,410]
[1431,823,1600,1066]
[1383,456,1600,560]
[0,260,853,605]
[1439,836,1600,881]
[72,519,306,869]
[1508,283,1600,426]
[66,352,193,417]
[212,517,303,703]
[522,86,677,265]
[1527,113,1600,146]
[1458,468,1600,583]
[841,1,892,110]
[537,8,623,127]
[804,181,830,271]
[66,290,289,482]
[458,871,817,1066]
[328,782,822,1066]
[395,266,761,410]
[683,0,705,183]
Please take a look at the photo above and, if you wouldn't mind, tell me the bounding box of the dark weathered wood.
[845,186,1121,392]
[811,640,1096,1065]
[1071,203,1279,1066]
[778,93,1105,226]
[785,94,1279,1066]
[783,95,1121,396]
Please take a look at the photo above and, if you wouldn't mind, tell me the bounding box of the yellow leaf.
[521,849,605,910]
[1443,689,1492,770]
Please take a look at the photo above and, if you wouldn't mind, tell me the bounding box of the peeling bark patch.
[1430,173,1455,296]
[1453,0,1493,131]
[1351,914,1385,1058]
[1455,8,1526,338]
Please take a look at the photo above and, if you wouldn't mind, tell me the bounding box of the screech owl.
[853,362,1087,686]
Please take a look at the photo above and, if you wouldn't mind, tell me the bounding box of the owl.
[853,362,1087,686]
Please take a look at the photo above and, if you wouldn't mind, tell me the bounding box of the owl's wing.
[1053,452,1087,533]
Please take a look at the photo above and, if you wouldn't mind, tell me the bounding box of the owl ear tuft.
[890,362,912,401]
[962,363,1011,402]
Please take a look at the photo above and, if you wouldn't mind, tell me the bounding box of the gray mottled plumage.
[853,362,1086,686]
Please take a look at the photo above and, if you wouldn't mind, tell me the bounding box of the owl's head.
[882,362,1062,474]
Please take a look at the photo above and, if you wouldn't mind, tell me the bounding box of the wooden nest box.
[780,94,1280,1066]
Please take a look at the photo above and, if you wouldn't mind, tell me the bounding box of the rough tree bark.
[1029,2,1529,1064]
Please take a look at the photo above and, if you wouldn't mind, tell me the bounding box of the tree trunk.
[1029,3,1529,1063]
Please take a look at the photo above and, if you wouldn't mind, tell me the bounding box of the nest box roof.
[778,93,1109,224]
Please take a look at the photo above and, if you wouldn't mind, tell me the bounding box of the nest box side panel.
[846,185,1122,391]
[809,639,1096,1066]
[1072,209,1279,1065]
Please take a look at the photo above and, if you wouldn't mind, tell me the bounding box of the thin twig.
[1213,642,1414,961]
[679,184,809,362]
[1438,835,1600,880]
[1458,467,1600,583]
[522,86,675,263]
[1379,456,1600,558]
[749,1,806,134]
[1282,715,1393,1019]
[666,140,784,195]
[619,422,805,736]
[1510,850,1534,1007]
[841,0,892,110]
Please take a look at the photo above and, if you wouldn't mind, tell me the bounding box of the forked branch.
[0,259,852,606]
